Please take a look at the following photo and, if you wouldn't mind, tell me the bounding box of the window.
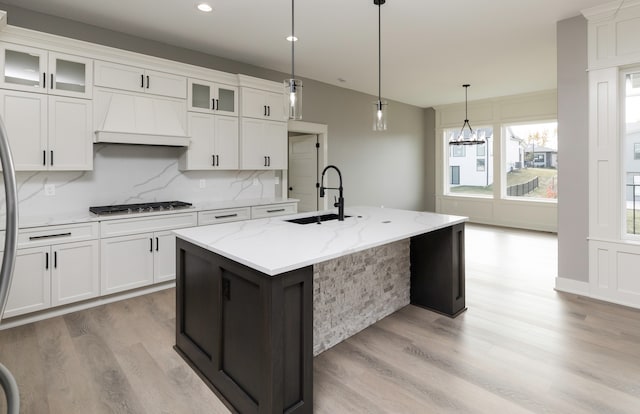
[450,166,460,185]
[451,146,465,157]
[503,122,558,200]
[445,127,493,197]
[624,71,640,236]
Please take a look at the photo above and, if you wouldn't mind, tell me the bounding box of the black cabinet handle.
[29,232,71,241]
[267,208,286,213]
[289,187,293,191]
[50,150,53,166]
[141,74,144,88]
[43,150,46,166]
[156,237,159,251]
[146,75,150,89]
[267,106,271,117]
[215,99,219,111]
[267,156,271,167]
[43,72,46,88]
[45,252,49,270]
[50,73,54,89]
[150,238,153,253]
[222,278,231,301]
[214,213,238,219]
[216,155,219,166]
[212,98,216,110]
[264,105,267,116]
[54,251,57,269]
[212,155,215,166]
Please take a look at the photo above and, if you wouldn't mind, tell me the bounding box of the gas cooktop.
[89,201,193,215]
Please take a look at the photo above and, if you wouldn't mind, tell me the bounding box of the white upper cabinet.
[239,118,287,170]
[179,112,238,170]
[94,60,186,99]
[240,87,286,121]
[0,43,93,99]
[0,90,92,171]
[188,78,238,116]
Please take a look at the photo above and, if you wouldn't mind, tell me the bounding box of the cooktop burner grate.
[89,201,193,215]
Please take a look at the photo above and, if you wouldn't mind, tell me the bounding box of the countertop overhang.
[173,206,468,276]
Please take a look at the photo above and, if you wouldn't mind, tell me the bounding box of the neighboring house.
[449,128,494,187]
[524,144,558,168]
[506,130,524,172]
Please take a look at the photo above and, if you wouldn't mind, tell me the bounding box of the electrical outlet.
[199,179,206,189]
[44,184,56,196]
[253,178,259,186]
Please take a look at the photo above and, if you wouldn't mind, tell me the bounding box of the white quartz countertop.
[173,206,467,276]
[0,197,298,230]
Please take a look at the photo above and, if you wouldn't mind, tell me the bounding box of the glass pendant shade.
[373,100,388,131]
[285,78,302,120]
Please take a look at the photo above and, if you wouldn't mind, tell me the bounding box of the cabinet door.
[214,84,238,116]
[214,115,239,169]
[51,240,99,307]
[2,247,51,318]
[263,121,287,169]
[48,52,93,99]
[241,88,267,119]
[265,91,286,121]
[188,79,214,113]
[153,231,177,283]
[94,60,144,93]
[180,112,214,170]
[145,69,186,99]
[0,44,47,93]
[240,118,267,170]
[100,233,154,295]
[48,96,93,171]
[0,90,47,171]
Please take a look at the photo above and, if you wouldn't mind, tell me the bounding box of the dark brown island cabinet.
[174,212,465,414]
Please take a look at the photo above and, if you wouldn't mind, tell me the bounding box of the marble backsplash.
[0,144,277,217]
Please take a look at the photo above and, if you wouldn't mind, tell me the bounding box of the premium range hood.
[94,89,190,146]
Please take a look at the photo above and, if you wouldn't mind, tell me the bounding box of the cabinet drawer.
[198,207,250,225]
[18,222,98,248]
[250,203,297,219]
[100,212,197,238]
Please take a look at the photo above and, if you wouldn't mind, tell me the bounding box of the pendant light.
[373,0,388,131]
[449,84,485,145]
[284,0,302,120]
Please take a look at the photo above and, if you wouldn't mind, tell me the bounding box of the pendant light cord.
[378,1,381,103]
[291,0,295,80]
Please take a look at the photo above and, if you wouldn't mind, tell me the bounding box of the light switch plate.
[44,184,55,196]
[199,179,206,189]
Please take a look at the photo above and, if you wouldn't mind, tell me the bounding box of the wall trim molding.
[555,277,590,296]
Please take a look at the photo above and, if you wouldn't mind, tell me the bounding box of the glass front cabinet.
[0,43,93,99]
[188,78,238,116]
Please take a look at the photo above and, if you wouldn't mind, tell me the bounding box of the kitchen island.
[173,207,466,414]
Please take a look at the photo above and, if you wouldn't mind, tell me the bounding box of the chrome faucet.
[319,165,345,221]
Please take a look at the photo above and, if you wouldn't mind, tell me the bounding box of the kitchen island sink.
[285,213,351,225]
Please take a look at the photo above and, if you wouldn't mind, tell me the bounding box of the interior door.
[288,134,319,212]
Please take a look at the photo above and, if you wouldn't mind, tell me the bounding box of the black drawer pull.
[29,232,72,241]
[266,209,285,213]
[214,213,238,219]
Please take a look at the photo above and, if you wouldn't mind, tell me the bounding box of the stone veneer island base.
[173,207,466,414]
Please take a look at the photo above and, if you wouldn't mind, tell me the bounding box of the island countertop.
[173,206,467,276]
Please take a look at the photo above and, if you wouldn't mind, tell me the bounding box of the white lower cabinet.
[99,213,197,295]
[101,233,155,295]
[2,239,99,318]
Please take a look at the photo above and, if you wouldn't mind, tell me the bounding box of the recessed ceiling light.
[286,35,298,42]
[197,3,213,12]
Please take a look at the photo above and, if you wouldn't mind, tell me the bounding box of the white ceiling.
[1,0,614,107]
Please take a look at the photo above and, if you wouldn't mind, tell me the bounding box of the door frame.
[285,120,329,211]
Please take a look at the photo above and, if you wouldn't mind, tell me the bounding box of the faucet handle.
[333,196,339,208]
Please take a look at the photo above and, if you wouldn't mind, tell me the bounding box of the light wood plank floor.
[2,224,640,413]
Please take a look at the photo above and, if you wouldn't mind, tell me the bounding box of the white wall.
[435,90,558,232]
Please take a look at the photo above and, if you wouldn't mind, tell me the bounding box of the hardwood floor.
[2,224,640,413]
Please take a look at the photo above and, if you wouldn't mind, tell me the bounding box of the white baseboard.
[555,277,590,296]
